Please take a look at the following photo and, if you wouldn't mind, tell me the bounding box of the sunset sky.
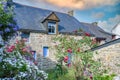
[13,0,120,32]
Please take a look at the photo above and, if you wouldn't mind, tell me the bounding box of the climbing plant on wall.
[53,33,107,80]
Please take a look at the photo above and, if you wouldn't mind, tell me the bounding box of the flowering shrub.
[0,39,48,80]
[53,34,107,80]
[0,0,48,79]
[0,0,18,42]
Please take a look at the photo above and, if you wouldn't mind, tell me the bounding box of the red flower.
[90,75,93,80]
[77,48,80,52]
[34,61,38,65]
[67,63,71,67]
[6,45,15,52]
[7,48,13,52]
[85,32,90,36]
[10,45,15,50]
[67,48,72,53]
[64,56,68,63]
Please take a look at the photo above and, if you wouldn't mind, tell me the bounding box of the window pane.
[48,22,56,34]
[21,32,30,42]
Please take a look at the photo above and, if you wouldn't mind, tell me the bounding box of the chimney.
[68,10,74,16]
[91,22,98,26]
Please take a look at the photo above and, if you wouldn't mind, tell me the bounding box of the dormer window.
[48,22,56,34]
[41,12,60,35]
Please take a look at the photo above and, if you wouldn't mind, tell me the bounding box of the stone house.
[92,38,120,74]
[112,23,120,39]
[13,2,114,69]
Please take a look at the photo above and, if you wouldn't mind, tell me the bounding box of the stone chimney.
[91,22,98,26]
[68,10,74,16]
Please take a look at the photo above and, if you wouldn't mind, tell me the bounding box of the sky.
[13,0,120,33]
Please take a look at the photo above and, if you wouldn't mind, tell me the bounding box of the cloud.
[45,0,120,10]
[98,15,120,32]
[13,0,70,12]
[15,0,119,10]
[92,12,104,19]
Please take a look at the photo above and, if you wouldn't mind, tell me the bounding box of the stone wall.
[29,32,83,70]
[93,42,120,74]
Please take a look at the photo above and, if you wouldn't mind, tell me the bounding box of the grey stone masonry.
[28,33,83,70]
[94,42,120,75]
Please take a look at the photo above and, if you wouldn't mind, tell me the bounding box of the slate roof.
[13,2,113,40]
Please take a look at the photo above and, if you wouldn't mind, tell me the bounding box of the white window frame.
[48,22,56,34]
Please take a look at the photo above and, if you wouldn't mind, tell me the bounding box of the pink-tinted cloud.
[13,0,120,11]
[13,0,70,12]
[45,0,119,10]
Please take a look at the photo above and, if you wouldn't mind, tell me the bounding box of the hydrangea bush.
[0,39,48,80]
[0,0,48,79]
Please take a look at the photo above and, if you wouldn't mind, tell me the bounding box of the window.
[48,22,56,34]
[21,32,30,43]
[43,46,49,57]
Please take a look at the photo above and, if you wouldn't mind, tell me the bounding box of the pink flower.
[23,38,27,42]
[67,48,72,53]
[85,32,90,36]
[64,56,68,63]
[22,48,27,52]
[15,40,19,44]
[31,51,34,55]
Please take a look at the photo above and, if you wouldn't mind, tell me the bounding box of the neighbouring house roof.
[91,38,120,51]
[111,23,120,36]
[13,2,113,40]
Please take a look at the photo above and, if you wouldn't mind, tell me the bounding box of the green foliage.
[53,35,109,80]
[47,68,75,80]
[93,74,116,80]
[0,0,18,41]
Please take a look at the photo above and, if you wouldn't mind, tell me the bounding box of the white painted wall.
[112,23,120,39]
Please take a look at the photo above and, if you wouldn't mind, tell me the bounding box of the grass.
[47,68,76,80]
[46,66,116,80]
